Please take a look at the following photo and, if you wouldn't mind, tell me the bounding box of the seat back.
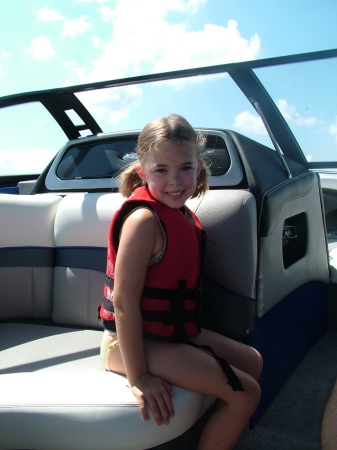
[0,194,62,321]
[52,193,124,328]
[188,189,257,339]
[52,190,257,337]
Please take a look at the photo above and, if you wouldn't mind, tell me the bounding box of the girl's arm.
[113,208,174,425]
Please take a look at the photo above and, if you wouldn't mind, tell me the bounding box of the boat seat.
[0,189,256,449]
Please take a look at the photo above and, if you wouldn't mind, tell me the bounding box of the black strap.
[142,309,197,324]
[105,275,114,288]
[102,296,114,313]
[103,275,202,340]
[113,201,153,250]
[102,294,198,323]
[102,318,117,332]
[185,342,244,392]
[101,290,242,391]
[170,279,189,339]
[105,275,198,300]
[100,314,243,391]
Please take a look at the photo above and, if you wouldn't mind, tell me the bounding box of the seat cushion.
[0,323,102,373]
[0,323,215,449]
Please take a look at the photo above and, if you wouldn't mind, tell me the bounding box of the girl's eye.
[155,168,167,173]
[182,166,193,172]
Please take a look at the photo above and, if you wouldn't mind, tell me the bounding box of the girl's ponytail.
[118,161,143,198]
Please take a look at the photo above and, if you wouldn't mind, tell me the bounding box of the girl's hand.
[130,374,174,426]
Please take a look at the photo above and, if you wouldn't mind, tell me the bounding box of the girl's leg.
[109,340,261,450]
[191,328,263,381]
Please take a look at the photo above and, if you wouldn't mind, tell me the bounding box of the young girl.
[99,114,262,450]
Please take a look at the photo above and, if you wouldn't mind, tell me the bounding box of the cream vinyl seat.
[0,190,256,449]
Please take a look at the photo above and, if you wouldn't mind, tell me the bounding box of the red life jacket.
[98,186,206,341]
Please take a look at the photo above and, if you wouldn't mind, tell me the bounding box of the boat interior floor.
[235,331,337,450]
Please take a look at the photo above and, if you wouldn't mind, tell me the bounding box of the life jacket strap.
[141,309,197,324]
[185,342,244,392]
[102,294,198,323]
[105,275,200,300]
[103,275,202,340]
[101,296,114,313]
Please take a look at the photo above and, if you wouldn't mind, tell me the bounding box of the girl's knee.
[247,347,263,381]
[235,378,261,417]
[235,371,261,408]
[218,377,260,421]
[254,349,263,380]
[251,378,261,404]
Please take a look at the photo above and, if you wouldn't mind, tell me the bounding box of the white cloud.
[64,0,261,125]
[276,99,318,127]
[62,16,92,37]
[329,116,337,144]
[233,110,267,136]
[63,61,143,126]
[100,5,115,21]
[76,85,143,124]
[37,7,92,38]
[0,148,56,175]
[97,2,259,73]
[37,7,65,21]
[152,21,260,73]
[27,36,55,60]
[233,99,321,138]
[86,2,261,84]
[1,50,11,60]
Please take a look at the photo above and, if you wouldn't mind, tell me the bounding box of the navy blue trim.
[248,281,328,427]
[0,247,55,267]
[55,247,107,272]
[0,187,18,194]
[0,246,107,272]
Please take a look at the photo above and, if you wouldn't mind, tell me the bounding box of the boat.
[1,48,337,449]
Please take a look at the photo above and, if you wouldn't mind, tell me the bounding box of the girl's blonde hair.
[119,114,210,198]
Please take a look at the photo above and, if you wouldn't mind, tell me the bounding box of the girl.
[99,114,262,450]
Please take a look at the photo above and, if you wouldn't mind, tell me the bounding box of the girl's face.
[136,140,203,209]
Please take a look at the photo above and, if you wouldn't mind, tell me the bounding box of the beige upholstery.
[0,322,215,449]
[0,189,256,449]
[0,370,212,450]
[0,193,61,247]
[0,192,217,449]
[0,194,62,320]
[52,193,123,327]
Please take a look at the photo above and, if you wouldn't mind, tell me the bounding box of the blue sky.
[1,0,336,95]
[0,0,337,174]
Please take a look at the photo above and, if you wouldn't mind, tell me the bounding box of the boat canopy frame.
[1,48,337,166]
